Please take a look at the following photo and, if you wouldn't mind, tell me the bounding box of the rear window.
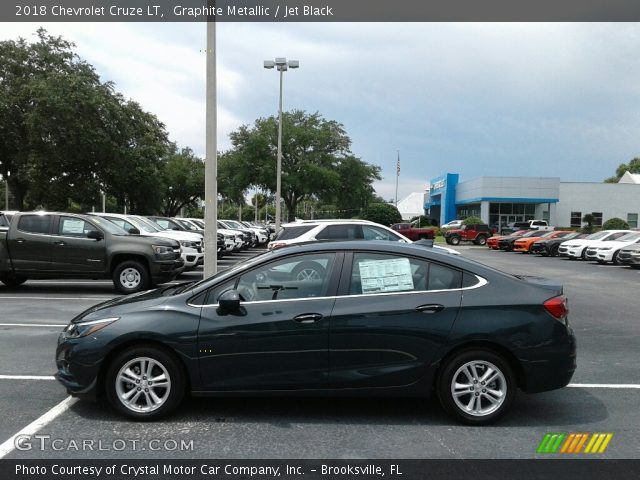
[316,224,364,240]
[275,225,315,240]
[18,215,51,234]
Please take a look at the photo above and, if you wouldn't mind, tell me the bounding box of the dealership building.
[425,172,640,229]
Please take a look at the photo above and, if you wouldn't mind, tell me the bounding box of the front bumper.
[55,332,102,400]
[150,258,184,283]
[558,246,584,258]
[530,243,548,255]
[618,251,640,265]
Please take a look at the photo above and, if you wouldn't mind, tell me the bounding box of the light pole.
[263,57,299,232]
[4,171,9,211]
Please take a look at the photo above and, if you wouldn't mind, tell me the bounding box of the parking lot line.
[0,375,55,380]
[0,323,66,328]
[568,383,640,389]
[0,396,77,459]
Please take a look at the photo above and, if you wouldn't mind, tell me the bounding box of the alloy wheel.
[450,360,507,417]
[115,357,171,413]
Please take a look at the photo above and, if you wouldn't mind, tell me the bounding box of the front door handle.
[293,313,323,324]
[416,304,445,314]
[15,238,25,244]
[53,240,66,246]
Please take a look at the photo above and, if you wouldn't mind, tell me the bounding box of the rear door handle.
[293,313,323,324]
[15,238,25,244]
[416,304,445,314]
[53,241,66,246]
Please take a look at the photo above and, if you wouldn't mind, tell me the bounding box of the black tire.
[630,265,640,269]
[112,260,150,294]
[0,274,27,288]
[105,345,185,420]
[291,261,326,282]
[612,251,621,265]
[449,236,461,246]
[437,349,516,425]
[550,245,559,257]
[474,235,487,246]
[580,248,587,260]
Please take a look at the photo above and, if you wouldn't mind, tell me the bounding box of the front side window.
[235,253,336,302]
[58,217,93,237]
[349,253,462,295]
[17,215,51,235]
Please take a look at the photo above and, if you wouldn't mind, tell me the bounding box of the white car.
[558,230,632,259]
[91,213,204,270]
[184,218,238,253]
[441,220,463,230]
[240,221,270,244]
[584,231,640,264]
[267,219,460,255]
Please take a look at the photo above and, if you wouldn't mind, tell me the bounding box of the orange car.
[487,230,528,250]
[513,230,573,253]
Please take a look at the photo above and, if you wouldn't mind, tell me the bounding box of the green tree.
[160,146,205,216]
[582,213,595,233]
[604,157,640,183]
[0,29,169,212]
[463,216,484,225]
[359,203,402,226]
[602,217,629,230]
[224,110,378,221]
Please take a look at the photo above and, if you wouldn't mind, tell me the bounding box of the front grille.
[585,248,598,257]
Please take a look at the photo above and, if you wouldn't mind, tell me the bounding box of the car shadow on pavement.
[68,387,608,428]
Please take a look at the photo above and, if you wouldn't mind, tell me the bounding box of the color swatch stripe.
[538,432,612,454]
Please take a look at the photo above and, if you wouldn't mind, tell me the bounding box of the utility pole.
[203,19,218,278]
[395,150,400,206]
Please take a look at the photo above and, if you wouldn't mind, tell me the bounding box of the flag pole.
[394,150,400,206]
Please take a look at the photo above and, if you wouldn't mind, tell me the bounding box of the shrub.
[602,217,629,230]
[360,203,402,226]
[462,216,484,225]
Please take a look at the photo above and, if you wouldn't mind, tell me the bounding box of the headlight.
[179,240,195,248]
[599,247,612,251]
[152,245,173,255]
[65,317,119,338]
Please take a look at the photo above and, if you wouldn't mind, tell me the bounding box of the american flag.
[396,152,400,176]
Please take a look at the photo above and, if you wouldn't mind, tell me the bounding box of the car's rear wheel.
[106,346,185,420]
[113,260,150,294]
[612,251,621,265]
[474,235,487,246]
[291,261,326,282]
[449,236,461,246]
[437,349,516,425]
[550,245,559,257]
[580,248,587,260]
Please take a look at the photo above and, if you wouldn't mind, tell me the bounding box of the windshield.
[224,220,244,229]
[522,230,542,237]
[177,219,199,231]
[90,216,128,235]
[587,231,612,240]
[191,219,205,229]
[125,216,159,233]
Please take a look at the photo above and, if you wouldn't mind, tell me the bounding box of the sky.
[2,22,640,201]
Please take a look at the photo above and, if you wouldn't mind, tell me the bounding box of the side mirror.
[86,230,104,241]
[217,289,241,314]
[128,227,140,235]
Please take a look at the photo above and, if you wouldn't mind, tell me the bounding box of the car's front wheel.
[112,260,150,294]
[448,236,461,246]
[0,274,27,288]
[106,346,185,420]
[437,349,516,425]
[474,235,487,246]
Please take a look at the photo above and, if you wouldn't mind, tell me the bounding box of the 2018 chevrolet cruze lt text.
[56,241,576,425]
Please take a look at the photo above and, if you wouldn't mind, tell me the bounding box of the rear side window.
[0,215,9,227]
[18,215,51,234]
[316,225,364,240]
[275,225,315,240]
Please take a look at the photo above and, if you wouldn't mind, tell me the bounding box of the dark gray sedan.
[56,241,576,425]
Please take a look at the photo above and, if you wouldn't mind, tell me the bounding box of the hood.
[153,230,202,242]
[593,239,640,249]
[71,287,175,323]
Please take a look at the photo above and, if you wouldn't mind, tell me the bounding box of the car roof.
[283,219,379,227]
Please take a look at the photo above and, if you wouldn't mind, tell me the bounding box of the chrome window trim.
[190,274,488,308]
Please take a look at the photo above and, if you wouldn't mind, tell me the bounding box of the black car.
[55,241,576,425]
[498,230,539,251]
[531,232,585,257]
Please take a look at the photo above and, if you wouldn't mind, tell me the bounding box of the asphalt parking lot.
[0,245,638,459]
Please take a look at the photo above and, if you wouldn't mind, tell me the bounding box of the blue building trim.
[428,173,459,225]
[455,197,559,205]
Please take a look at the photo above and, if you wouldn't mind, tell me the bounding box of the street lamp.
[263,57,299,232]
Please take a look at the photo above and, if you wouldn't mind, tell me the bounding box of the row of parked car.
[487,228,640,267]
[0,210,273,293]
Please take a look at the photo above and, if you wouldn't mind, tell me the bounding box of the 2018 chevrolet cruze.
[56,241,576,425]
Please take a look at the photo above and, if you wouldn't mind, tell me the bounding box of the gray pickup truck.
[0,212,184,293]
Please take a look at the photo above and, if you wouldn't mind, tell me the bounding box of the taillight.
[544,295,569,320]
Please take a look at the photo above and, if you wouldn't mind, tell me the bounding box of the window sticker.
[358,257,414,294]
[61,219,85,234]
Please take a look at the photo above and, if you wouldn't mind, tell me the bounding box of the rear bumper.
[520,327,577,393]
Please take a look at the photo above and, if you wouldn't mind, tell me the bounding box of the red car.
[487,230,528,250]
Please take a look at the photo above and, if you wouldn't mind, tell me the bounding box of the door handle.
[53,241,66,246]
[416,304,445,314]
[293,313,323,324]
[15,238,25,244]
